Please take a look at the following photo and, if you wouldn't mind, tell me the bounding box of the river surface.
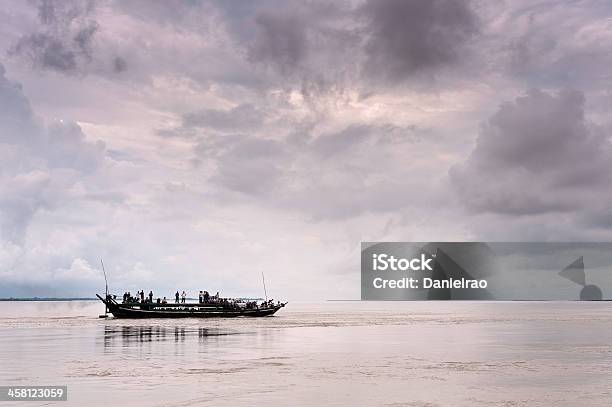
[1,301,612,406]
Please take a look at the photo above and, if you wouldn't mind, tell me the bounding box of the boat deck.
[97,294,286,318]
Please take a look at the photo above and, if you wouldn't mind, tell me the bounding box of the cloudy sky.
[1,0,612,299]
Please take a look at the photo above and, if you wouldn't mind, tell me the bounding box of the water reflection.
[175,326,184,341]
[102,325,247,347]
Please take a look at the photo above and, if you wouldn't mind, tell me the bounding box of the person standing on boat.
[149,290,153,303]
[140,290,144,302]
[181,291,186,303]
[175,291,180,304]
[199,291,203,304]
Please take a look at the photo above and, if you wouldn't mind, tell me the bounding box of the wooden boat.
[96,294,286,318]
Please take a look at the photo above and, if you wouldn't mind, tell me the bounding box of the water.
[1,301,612,406]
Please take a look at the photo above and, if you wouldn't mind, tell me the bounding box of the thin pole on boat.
[101,259,108,316]
[262,272,268,302]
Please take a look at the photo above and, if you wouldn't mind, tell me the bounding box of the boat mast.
[262,271,268,302]
[101,259,108,316]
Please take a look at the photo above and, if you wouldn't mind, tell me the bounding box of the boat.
[96,294,287,318]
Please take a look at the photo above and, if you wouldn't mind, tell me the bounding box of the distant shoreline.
[0,298,97,301]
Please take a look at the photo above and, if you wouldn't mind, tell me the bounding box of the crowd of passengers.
[120,290,281,309]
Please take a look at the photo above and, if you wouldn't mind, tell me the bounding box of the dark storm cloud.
[191,123,428,219]
[209,136,287,196]
[360,0,479,81]
[240,0,479,86]
[36,0,96,25]
[450,89,612,216]
[244,1,356,81]
[72,22,97,54]
[12,34,77,72]
[0,65,38,143]
[0,64,105,243]
[0,172,52,244]
[0,63,104,173]
[10,0,98,73]
[495,1,612,91]
[310,125,373,158]
[8,0,132,76]
[248,12,308,72]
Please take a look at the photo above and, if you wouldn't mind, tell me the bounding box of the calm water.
[1,301,612,406]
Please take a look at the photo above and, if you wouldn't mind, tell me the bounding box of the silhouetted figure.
[140,290,144,302]
[199,291,203,304]
[175,291,180,303]
[149,291,153,302]
[156,298,161,304]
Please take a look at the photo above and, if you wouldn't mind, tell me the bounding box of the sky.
[1,0,612,300]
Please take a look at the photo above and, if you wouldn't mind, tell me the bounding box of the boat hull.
[97,295,285,318]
